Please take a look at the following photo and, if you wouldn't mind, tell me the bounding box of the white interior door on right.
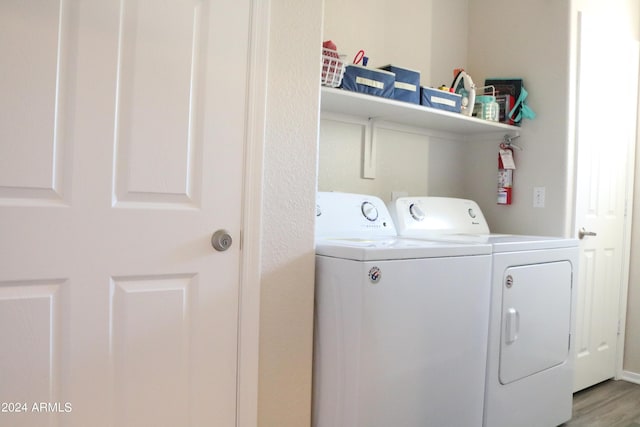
[573,12,639,392]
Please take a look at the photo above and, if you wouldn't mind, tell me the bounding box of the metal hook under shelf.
[502,134,522,150]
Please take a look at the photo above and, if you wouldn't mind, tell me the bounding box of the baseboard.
[620,370,640,385]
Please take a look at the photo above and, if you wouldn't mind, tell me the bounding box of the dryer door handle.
[505,308,520,344]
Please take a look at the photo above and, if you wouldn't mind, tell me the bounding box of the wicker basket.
[321,47,346,88]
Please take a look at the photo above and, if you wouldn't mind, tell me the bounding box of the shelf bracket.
[502,133,522,150]
[361,118,377,179]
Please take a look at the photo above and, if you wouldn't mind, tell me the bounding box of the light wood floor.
[561,379,640,427]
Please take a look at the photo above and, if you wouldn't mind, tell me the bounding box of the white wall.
[318,121,431,199]
[258,0,322,425]
[628,126,640,375]
[319,0,469,202]
[320,0,577,229]
[465,0,572,236]
[320,0,572,235]
[323,0,468,88]
[625,0,640,372]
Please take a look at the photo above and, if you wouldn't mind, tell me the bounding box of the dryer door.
[499,261,572,384]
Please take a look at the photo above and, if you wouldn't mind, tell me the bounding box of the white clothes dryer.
[313,192,492,427]
[388,196,579,427]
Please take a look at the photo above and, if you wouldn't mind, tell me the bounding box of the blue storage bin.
[379,65,420,104]
[341,65,395,99]
[421,87,462,113]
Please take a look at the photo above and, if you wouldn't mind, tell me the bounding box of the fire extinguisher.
[498,143,516,205]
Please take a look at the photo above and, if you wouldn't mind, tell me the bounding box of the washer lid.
[315,237,491,261]
[398,232,578,252]
[480,234,579,252]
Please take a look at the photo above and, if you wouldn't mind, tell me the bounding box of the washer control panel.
[388,196,490,235]
[316,192,396,238]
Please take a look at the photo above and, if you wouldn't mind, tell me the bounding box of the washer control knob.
[409,203,425,221]
[361,201,379,222]
[468,208,477,218]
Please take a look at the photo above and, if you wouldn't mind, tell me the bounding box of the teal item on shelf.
[484,78,536,126]
[474,95,499,121]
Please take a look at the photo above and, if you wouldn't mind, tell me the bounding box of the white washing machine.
[313,192,492,427]
[388,196,579,427]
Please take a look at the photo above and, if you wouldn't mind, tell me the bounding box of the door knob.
[578,227,597,240]
[211,229,233,251]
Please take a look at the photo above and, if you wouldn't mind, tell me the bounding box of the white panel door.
[573,13,639,392]
[0,1,251,426]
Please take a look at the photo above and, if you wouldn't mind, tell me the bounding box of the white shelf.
[320,86,520,136]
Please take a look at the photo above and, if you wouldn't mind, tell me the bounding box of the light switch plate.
[533,187,546,208]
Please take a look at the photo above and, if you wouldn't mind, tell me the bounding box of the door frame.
[603,36,637,386]
[237,0,270,425]
[617,80,640,382]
